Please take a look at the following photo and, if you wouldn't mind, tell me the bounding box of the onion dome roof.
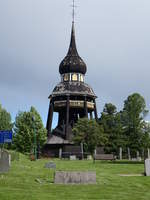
[59,23,87,75]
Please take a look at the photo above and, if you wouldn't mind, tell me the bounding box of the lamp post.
[32,116,37,160]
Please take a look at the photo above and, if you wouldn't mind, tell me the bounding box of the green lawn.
[0,154,150,200]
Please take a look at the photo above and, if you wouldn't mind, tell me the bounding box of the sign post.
[0,131,13,146]
[0,131,12,173]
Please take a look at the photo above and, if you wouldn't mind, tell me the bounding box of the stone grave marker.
[131,158,137,161]
[145,159,150,176]
[10,151,19,161]
[70,155,76,160]
[54,171,96,184]
[87,155,92,160]
[0,150,11,173]
[44,162,56,169]
[131,157,142,162]
[137,157,142,161]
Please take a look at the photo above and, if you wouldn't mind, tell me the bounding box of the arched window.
[72,73,78,81]
[64,74,69,81]
[80,74,84,82]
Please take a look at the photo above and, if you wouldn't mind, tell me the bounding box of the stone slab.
[87,155,92,160]
[44,162,56,169]
[131,157,142,161]
[94,154,114,160]
[10,151,19,161]
[0,150,11,173]
[54,171,96,184]
[119,174,143,177]
[145,159,150,176]
[70,155,76,160]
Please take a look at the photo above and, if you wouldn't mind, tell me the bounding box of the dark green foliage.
[13,106,47,153]
[141,121,150,150]
[99,94,149,155]
[99,103,124,154]
[103,103,117,115]
[0,104,13,131]
[73,118,107,155]
[121,93,148,152]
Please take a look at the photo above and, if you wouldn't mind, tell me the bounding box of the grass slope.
[0,154,150,200]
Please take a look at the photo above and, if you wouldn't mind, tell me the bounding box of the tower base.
[43,135,82,158]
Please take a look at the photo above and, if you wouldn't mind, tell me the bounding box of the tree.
[73,118,107,155]
[13,106,47,153]
[99,103,124,154]
[0,104,13,130]
[103,103,117,115]
[121,93,148,154]
[141,121,150,153]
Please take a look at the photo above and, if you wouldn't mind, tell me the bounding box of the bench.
[94,154,115,162]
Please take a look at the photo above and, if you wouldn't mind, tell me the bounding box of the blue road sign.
[0,133,4,144]
[0,131,13,144]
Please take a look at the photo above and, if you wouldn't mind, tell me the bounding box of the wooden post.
[46,101,51,130]
[127,147,131,160]
[94,99,98,121]
[137,151,140,159]
[81,143,84,160]
[59,148,62,159]
[119,147,122,160]
[63,120,65,135]
[148,148,150,158]
[90,112,93,120]
[46,100,54,136]
[84,96,88,118]
[94,149,97,156]
[66,96,70,140]
[142,149,144,159]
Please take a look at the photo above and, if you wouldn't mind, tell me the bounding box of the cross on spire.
[72,0,76,23]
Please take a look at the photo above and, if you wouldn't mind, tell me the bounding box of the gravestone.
[44,162,56,169]
[10,151,19,161]
[131,157,142,162]
[87,155,92,160]
[131,158,137,161]
[145,159,150,176]
[137,157,142,162]
[59,148,62,159]
[54,171,96,184]
[70,155,76,160]
[0,150,11,173]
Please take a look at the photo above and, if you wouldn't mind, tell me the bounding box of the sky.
[0,0,150,128]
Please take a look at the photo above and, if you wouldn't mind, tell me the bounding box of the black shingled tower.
[45,22,98,157]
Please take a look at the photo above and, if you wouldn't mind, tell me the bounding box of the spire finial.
[72,0,76,23]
